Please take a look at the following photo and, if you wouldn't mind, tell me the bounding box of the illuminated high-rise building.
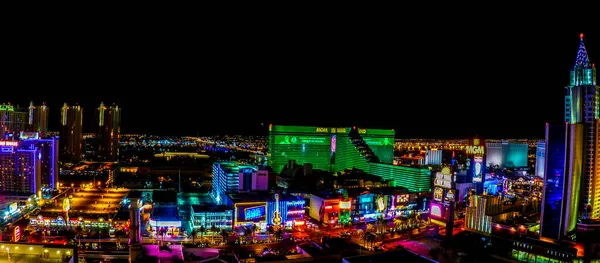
[60,103,83,162]
[0,103,28,139]
[20,136,59,190]
[542,34,599,240]
[269,125,430,192]
[96,102,121,161]
[0,140,41,193]
[563,33,599,221]
[28,101,49,137]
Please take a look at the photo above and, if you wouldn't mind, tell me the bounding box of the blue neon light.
[245,206,265,221]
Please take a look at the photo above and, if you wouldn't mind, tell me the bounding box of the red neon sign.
[324,205,333,209]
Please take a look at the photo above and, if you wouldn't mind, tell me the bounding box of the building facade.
[269,125,430,192]
[0,140,41,193]
[425,149,442,165]
[541,35,599,243]
[27,102,48,137]
[20,136,59,191]
[485,142,528,169]
[563,34,599,222]
[541,123,567,240]
[268,125,395,173]
[96,102,121,161]
[239,168,268,191]
[60,103,83,162]
[212,162,267,204]
[535,141,545,178]
[0,104,27,140]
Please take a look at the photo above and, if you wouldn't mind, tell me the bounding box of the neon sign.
[396,194,409,203]
[473,156,483,182]
[13,226,20,242]
[466,145,485,155]
[339,201,351,209]
[0,141,18,146]
[331,135,337,154]
[245,206,266,221]
[431,203,442,218]
[316,127,329,132]
[446,189,456,201]
[434,187,444,201]
[376,196,385,212]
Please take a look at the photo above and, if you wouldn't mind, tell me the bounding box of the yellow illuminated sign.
[441,167,451,175]
[316,127,329,132]
[431,218,447,227]
[465,145,485,155]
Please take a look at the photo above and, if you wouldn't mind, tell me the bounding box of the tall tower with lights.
[544,33,599,240]
[564,33,599,222]
[96,102,121,161]
[28,101,49,137]
[60,103,83,162]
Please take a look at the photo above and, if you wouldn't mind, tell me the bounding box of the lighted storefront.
[234,202,268,230]
[267,194,306,229]
[190,205,233,231]
[351,188,417,223]
[309,194,340,225]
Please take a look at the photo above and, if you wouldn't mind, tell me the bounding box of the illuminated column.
[593,119,600,219]
[129,197,141,262]
[564,124,583,236]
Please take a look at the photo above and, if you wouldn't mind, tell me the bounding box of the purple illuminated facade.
[21,136,59,190]
[0,140,41,193]
[0,135,59,194]
[239,168,268,191]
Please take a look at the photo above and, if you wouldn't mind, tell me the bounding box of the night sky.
[6,22,598,139]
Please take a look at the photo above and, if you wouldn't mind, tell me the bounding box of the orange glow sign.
[324,205,333,209]
[339,201,351,209]
[0,141,18,146]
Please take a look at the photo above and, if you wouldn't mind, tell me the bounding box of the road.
[40,188,128,216]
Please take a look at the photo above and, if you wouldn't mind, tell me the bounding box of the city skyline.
[6,30,597,139]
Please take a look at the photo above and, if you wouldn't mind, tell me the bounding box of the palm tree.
[210,224,218,244]
[198,225,206,242]
[267,225,275,242]
[220,229,228,245]
[393,218,402,231]
[376,216,385,233]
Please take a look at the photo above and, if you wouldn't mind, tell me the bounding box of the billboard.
[363,137,394,147]
[395,194,409,203]
[473,156,483,182]
[274,135,329,145]
[431,203,443,218]
[235,202,267,224]
[434,187,444,201]
[20,131,39,140]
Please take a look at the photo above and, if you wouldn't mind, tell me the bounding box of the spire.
[575,33,590,67]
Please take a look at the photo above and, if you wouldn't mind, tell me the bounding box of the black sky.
[5,18,598,139]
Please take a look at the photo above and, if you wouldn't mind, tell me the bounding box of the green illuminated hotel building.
[268,125,430,192]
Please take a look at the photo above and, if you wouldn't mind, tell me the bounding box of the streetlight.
[6,247,10,261]
[98,217,104,248]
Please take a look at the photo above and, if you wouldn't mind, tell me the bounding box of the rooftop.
[191,204,232,214]
[228,192,303,203]
[153,191,178,204]
[343,249,436,263]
